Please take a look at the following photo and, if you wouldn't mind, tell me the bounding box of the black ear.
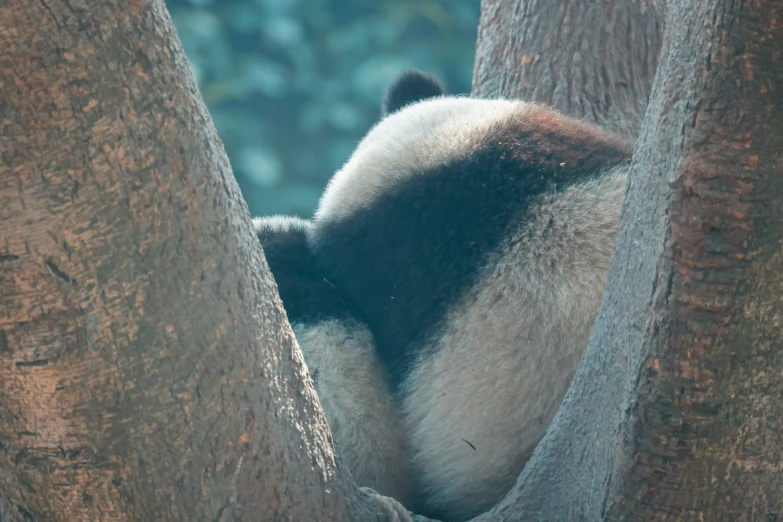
[254,215,355,322]
[254,215,313,274]
[381,69,445,116]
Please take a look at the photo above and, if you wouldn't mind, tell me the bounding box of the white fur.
[252,215,306,233]
[315,97,534,224]
[402,167,628,520]
[293,320,413,506]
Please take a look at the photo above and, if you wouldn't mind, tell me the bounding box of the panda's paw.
[359,487,436,522]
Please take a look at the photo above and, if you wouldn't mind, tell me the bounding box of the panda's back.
[309,92,633,521]
[311,99,632,387]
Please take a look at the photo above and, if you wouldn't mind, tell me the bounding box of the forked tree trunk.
[473,0,664,137]
[3,0,780,520]
[0,1,413,520]
[471,0,783,520]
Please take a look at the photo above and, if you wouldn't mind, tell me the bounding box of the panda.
[255,70,633,521]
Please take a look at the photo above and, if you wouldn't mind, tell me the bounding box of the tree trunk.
[5,0,780,520]
[0,1,416,520]
[473,0,663,137]
[471,0,783,520]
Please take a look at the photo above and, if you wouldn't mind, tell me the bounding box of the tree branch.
[473,0,663,137]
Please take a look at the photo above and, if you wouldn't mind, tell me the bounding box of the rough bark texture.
[472,0,783,520]
[0,1,423,520]
[608,0,783,518]
[473,0,663,137]
[5,0,779,520]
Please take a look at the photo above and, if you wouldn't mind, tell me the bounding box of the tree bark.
[473,0,663,137]
[0,1,419,520]
[5,0,780,520]
[471,0,783,520]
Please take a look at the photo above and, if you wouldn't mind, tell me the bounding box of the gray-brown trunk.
[473,0,663,137]
[0,1,416,520]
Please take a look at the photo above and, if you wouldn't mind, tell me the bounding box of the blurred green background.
[166,0,480,218]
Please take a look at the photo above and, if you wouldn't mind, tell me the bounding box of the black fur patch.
[311,110,633,388]
[381,69,445,116]
[255,216,359,324]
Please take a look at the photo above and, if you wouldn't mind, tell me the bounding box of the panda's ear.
[381,69,445,117]
[253,215,357,323]
[253,215,313,271]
